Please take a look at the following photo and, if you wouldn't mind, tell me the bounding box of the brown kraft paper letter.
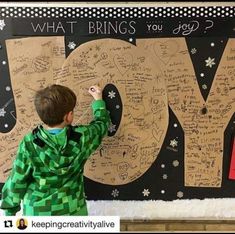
[0,36,65,182]
[137,38,235,187]
[57,38,169,185]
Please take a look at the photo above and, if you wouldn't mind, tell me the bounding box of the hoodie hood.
[32,125,83,176]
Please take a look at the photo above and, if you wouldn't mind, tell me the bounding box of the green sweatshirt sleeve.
[79,99,111,159]
[0,139,32,216]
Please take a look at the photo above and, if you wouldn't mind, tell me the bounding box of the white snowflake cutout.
[0,19,6,31]
[142,189,150,197]
[205,57,215,68]
[0,108,6,117]
[191,48,197,54]
[68,41,76,50]
[170,139,178,147]
[111,189,119,198]
[108,90,116,99]
[173,160,180,167]
[162,174,168,179]
[108,123,116,133]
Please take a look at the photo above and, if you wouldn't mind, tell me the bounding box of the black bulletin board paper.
[0,5,235,201]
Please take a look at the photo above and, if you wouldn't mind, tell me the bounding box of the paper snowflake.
[0,108,6,117]
[111,189,119,198]
[108,123,116,133]
[0,19,6,30]
[173,160,180,167]
[142,189,150,197]
[67,41,76,50]
[170,139,178,148]
[162,174,168,179]
[108,90,116,99]
[205,57,215,68]
[202,84,207,90]
[191,48,197,54]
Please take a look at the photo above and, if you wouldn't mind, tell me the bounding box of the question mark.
[204,20,214,33]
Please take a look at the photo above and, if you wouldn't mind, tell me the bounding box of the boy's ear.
[64,111,73,124]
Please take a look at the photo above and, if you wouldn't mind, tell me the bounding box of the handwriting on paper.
[57,38,169,185]
[137,38,235,187]
[0,36,65,183]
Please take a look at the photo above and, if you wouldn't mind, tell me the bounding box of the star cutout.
[108,90,116,99]
[170,139,178,148]
[108,123,116,133]
[205,57,215,68]
[142,189,150,197]
[0,108,6,117]
[68,41,76,50]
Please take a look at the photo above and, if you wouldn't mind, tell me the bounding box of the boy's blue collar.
[47,128,63,135]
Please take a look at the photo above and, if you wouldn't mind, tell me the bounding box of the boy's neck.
[45,122,68,130]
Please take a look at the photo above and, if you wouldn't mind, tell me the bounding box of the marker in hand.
[90,87,101,93]
[89,85,102,100]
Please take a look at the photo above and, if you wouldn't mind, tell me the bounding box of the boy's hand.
[89,85,103,100]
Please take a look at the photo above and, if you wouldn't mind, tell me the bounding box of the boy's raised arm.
[76,85,111,158]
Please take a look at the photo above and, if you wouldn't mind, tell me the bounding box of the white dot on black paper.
[5,86,11,91]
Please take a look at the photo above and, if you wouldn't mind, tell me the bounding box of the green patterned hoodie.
[1,100,110,216]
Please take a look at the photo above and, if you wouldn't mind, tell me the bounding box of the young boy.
[0,84,110,216]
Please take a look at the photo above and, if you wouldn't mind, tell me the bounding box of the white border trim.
[2,198,235,219]
[87,199,235,219]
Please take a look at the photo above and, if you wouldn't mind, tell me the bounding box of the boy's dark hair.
[34,84,76,126]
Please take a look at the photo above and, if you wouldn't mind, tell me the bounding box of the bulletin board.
[0,3,235,203]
